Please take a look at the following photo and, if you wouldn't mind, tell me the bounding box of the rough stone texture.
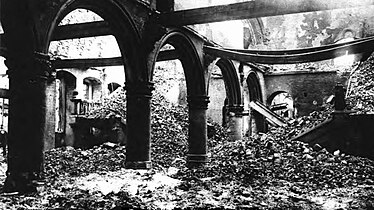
[44,80,57,151]
[207,76,226,125]
[265,70,337,116]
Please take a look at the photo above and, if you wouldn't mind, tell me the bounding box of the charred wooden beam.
[159,0,374,26]
[53,57,122,69]
[53,50,179,69]
[0,21,112,48]
[204,37,374,64]
[226,36,374,55]
[157,49,179,61]
[51,21,112,41]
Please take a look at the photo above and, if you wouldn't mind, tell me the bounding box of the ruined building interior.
[0,0,374,208]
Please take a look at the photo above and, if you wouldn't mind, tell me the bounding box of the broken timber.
[159,0,374,26]
[249,101,287,127]
[53,49,179,69]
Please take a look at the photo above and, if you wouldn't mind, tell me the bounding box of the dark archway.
[247,71,266,133]
[215,58,241,106]
[56,70,77,147]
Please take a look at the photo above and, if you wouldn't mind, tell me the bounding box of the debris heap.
[347,53,374,113]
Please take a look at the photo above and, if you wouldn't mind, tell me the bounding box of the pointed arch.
[215,58,241,106]
[44,0,144,83]
[247,71,266,132]
[149,29,207,97]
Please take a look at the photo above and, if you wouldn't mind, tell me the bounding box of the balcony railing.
[71,98,102,115]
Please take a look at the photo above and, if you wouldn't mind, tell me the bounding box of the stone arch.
[246,71,266,132]
[215,58,241,106]
[243,18,265,49]
[149,29,206,97]
[44,0,144,83]
[149,29,209,166]
[267,90,288,106]
[267,91,296,119]
[55,70,77,146]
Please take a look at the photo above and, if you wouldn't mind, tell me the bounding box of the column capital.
[124,82,155,97]
[187,95,210,109]
[6,51,55,82]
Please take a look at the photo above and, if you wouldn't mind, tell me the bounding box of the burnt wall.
[265,70,337,116]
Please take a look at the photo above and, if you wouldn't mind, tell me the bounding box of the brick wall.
[264,70,337,116]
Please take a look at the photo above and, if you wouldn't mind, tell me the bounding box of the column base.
[125,161,152,169]
[187,154,208,168]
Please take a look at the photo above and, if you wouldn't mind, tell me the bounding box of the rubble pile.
[151,93,189,169]
[85,88,127,120]
[347,53,374,113]
[176,133,374,189]
[45,143,127,179]
[274,105,334,140]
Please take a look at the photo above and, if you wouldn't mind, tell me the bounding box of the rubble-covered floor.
[2,53,374,210]
[0,136,373,210]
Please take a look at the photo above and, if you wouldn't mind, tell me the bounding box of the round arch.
[267,90,288,106]
[45,0,144,83]
[149,29,206,97]
[56,70,77,88]
[246,71,266,132]
[215,58,241,106]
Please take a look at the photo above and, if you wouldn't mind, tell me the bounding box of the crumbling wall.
[265,70,337,116]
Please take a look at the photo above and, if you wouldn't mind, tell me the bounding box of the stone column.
[1,0,53,192]
[187,95,210,167]
[226,105,244,141]
[43,57,56,151]
[125,82,154,169]
[3,52,52,193]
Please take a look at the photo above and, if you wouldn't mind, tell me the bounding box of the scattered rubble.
[1,62,374,209]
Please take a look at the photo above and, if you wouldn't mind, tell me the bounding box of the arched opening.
[246,71,266,133]
[153,44,187,106]
[210,58,242,126]
[55,70,77,147]
[83,77,102,102]
[47,8,129,149]
[46,0,143,83]
[150,30,208,166]
[268,91,297,120]
[151,31,206,97]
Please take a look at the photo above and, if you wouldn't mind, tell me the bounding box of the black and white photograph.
[0,0,373,209]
